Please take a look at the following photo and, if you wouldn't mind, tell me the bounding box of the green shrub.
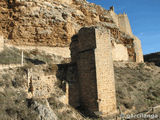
[0,47,21,64]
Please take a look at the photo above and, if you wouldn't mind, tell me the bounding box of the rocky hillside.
[0,0,116,46]
[0,65,86,120]
[114,62,160,117]
[144,52,160,67]
[0,46,160,120]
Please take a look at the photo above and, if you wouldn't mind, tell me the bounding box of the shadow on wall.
[56,63,99,118]
[25,58,46,65]
[55,37,100,117]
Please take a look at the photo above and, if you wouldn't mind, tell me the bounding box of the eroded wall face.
[112,42,129,61]
[94,29,117,115]
[133,36,144,62]
[76,27,117,115]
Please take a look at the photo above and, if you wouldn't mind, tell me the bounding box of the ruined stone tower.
[118,13,133,36]
[70,27,117,116]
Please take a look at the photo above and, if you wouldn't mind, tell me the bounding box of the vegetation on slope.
[114,62,160,117]
[144,52,160,67]
[0,46,68,65]
[0,48,160,119]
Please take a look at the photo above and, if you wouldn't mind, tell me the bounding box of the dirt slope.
[0,47,160,120]
[114,62,160,117]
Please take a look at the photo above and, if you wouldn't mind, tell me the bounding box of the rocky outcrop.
[0,0,115,46]
[0,64,85,120]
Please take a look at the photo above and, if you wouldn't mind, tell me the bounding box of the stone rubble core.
[69,26,118,116]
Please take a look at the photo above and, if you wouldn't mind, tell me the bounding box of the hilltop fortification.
[0,0,145,117]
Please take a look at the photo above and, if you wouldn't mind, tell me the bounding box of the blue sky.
[87,0,160,54]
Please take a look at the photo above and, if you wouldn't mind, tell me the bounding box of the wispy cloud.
[140,32,144,36]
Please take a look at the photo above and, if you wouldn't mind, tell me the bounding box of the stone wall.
[0,36,4,52]
[94,28,117,115]
[112,42,129,61]
[133,36,144,62]
[70,27,117,116]
[27,65,58,99]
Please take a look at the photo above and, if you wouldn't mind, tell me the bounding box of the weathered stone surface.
[0,0,112,47]
[0,0,143,63]
[112,42,129,61]
[94,28,117,115]
[118,14,133,36]
[133,36,144,62]
[70,27,117,116]
[32,101,58,120]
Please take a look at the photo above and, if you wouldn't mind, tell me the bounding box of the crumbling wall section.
[112,42,129,61]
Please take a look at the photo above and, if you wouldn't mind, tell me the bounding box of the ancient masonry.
[68,23,144,116]
[108,6,144,63]
[70,27,117,116]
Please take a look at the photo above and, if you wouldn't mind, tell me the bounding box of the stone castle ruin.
[0,0,144,117]
[65,6,144,117]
